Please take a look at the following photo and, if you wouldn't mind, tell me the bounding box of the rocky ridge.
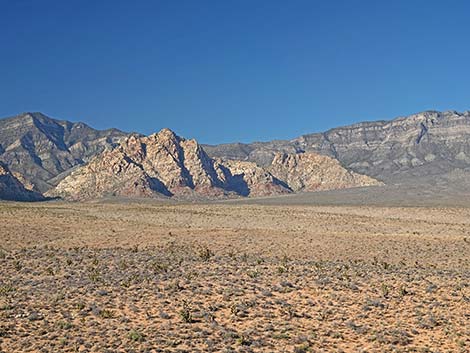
[48,129,378,200]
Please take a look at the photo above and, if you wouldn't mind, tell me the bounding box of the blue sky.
[1,0,470,144]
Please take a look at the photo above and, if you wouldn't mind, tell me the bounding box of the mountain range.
[204,110,470,183]
[1,110,469,201]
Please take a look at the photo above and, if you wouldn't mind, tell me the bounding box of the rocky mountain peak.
[47,130,231,200]
[154,127,179,140]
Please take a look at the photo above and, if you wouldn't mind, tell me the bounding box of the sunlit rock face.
[269,152,382,192]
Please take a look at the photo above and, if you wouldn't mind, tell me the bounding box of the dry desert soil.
[0,200,469,352]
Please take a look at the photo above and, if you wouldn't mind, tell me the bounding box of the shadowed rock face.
[204,110,470,183]
[219,160,291,197]
[0,162,44,201]
[0,112,126,192]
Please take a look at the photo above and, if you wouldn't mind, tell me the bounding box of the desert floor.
[0,201,469,352]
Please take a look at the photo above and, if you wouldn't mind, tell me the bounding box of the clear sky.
[1,0,470,144]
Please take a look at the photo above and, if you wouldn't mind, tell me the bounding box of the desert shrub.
[294,343,311,352]
[56,320,73,330]
[179,300,193,323]
[236,334,251,346]
[198,245,214,261]
[0,284,15,297]
[99,309,114,319]
[128,329,144,342]
[381,284,390,298]
[87,267,101,283]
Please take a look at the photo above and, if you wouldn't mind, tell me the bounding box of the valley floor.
[0,201,469,352]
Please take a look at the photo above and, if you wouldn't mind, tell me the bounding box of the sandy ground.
[0,201,469,352]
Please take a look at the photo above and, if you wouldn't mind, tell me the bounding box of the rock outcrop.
[48,130,232,200]
[0,163,44,201]
[269,152,382,192]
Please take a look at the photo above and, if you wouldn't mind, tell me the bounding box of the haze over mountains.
[1,110,469,201]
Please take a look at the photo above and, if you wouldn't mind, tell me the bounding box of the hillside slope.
[0,112,126,192]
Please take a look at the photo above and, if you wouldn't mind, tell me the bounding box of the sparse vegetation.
[0,202,468,352]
